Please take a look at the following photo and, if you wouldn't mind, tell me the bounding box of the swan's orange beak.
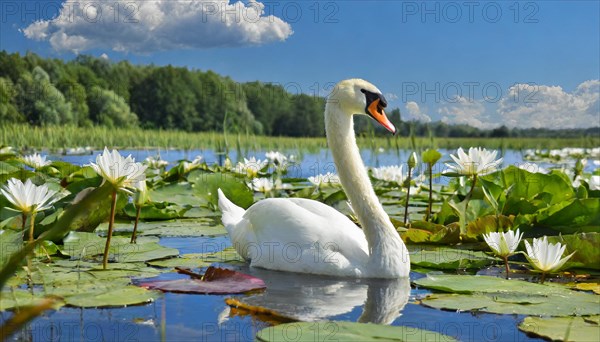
[368,99,396,134]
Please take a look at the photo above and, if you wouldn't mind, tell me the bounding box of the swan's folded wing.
[240,198,369,275]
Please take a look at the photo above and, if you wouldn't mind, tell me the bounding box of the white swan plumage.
[218,79,410,278]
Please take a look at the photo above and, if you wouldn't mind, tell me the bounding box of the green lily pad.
[573,283,600,294]
[148,248,245,268]
[482,166,575,210]
[62,232,178,262]
[150,183,206,207]
[256,321,457,342]
[414,274,566,295]
[0,230,23,267]
[402,221,460,244]
[409,247,496,270]
[465,215,514,239]
[0,289,48,311]
[421,292,599,316]
[146,257,212,269]
[519,316,600,341]
[96,219,226,237]
[200,247,245,264]
[415,275,600,316]
[48,161,82,179]
[32,275,161,308]
[538,198,600,233]
[0,161,19,175]
[422,149,443,164]
[546,233,600,270]
[182,206,218,218]
[86,266,162,280]
[62,285,160,308]
[24,261,162,287]
[113,240,179,263]
[69,188,128,233]
[189,172,254,209]
[123,202,187,220]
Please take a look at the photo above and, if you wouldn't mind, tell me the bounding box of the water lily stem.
[102,189,118,269]
[464,174,478,215]
[503,256,510,279]
[540,272,547,284]
[426,164,433,221]
[403,166,413,225]
[131,205,141,244]
[21,213,26,232]
[28,212,35,243]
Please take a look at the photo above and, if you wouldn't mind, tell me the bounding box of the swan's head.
[329,79,396,134]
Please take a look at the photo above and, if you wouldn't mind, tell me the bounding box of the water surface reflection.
[235,267,411,324]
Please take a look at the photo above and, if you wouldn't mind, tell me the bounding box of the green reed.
[1,124,597,152]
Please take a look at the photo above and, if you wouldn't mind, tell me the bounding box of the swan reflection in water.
[224,267,411,325]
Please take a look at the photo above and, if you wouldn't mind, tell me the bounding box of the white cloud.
[23,0,293,53]
[497,80,600,129]
[438,96,493,128]
[385,93,399,101]
[404,101,431,122]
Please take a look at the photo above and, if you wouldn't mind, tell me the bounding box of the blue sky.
[1,0,598,128]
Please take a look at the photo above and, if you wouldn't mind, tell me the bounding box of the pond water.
[10,236,539,342]
[6,147,596,341]
[52,147,594,180]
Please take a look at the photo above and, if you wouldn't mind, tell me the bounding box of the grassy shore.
[2,124,598,152]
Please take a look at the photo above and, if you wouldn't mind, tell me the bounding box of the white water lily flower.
[182,156,203,173]
[265,151,287,165]
[23,153,51,169]
[483,229,523,258]
[518,162,548,174]
[446,147,503,176]
[235,157,268,178]
[308,172,340,188]
[144,156,169,169]
[248,178,288,192]
[589,175,600,190]
[1,178,59,214]
[90,147,147,194]
[371,165,404,184]
[65,146,93,155]
[571,173,600,190]
[0,146,14,154]
[572,175,584,188]
[524,236,575,273]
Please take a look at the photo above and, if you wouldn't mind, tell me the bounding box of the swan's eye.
[379,94,388,108]
[362,89,383,110]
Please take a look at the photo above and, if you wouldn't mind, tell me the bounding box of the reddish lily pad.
[139,267,266,294]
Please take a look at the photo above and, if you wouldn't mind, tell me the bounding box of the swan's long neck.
[324,102,404,259]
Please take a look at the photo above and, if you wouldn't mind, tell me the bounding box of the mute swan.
[218,79,410,278]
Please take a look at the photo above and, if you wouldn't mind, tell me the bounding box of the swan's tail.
[217,188,245,226]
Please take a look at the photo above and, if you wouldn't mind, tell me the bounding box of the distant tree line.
[390,120,600,139]
[1,51,597,138]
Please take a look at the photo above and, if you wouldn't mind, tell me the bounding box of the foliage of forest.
[1,51,597,138]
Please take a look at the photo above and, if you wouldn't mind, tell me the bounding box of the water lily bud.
[407,152,418,169]
[134,180,150,206]
[574,158,586,176]
[224,157,233,170]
